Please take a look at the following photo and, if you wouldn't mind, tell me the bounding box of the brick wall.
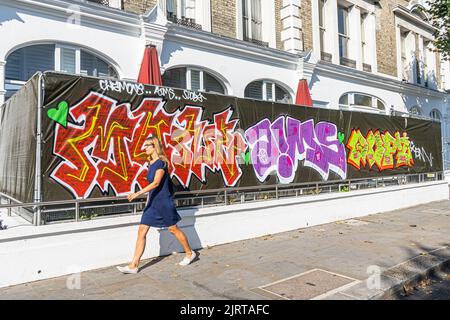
[299,0,313,52]
[122,0,158,14]
[375,0,410,77]
[211,0,236,38]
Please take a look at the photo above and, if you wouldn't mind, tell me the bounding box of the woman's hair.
[145,135,170,166]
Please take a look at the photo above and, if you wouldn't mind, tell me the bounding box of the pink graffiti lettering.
[244,116,347,183]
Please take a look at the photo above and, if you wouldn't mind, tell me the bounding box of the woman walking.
[117,135,196,274]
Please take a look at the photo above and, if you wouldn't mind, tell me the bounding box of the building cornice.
[4,0,142,35]
[315,61,448,99]
[164,24,304,69]
[393,5,437,34]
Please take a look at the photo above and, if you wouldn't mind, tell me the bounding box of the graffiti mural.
[244,116,347,183]
[33,73,442,201]
[51,92,247,199]
[346,129,414,171]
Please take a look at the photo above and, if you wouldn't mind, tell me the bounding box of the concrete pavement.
[1,200,449,300]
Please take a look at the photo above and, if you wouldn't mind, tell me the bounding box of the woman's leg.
[129,224,150,268]
[168,225,193,258]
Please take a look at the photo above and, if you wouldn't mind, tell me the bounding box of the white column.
[325,0,339,64]
[236,0,243,40]
[198,0,211,32]
[185,0,196,19]
[311,0,321,60]
[443,59,450,91]
[395,20,402,80]
[366,12,377,73]
[280,0,303,53]
[405,31,416,83]
[157,0,167,13]
[262,0,276,48]
[348,5,362,69]
[418,34,424,85]
[426,42,437,89]
[0,61,5,106]
[108,0,122,9]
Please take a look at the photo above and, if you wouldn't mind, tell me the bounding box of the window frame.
[339,92,386,114]
[430,109,441,121]
[55,44,81,74]
[262,81,275,101]
[360,12,367,64]
[171,0,195,19]
[163,67,226,94]
[5,43,118,99]
[337,5,350,59]
[186,67,204,91]
[244,80,291,103]
[400,29,410,81]
[242,0,263,42]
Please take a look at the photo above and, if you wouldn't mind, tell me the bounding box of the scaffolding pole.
[33,73,43,226]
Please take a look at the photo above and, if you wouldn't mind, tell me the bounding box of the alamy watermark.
[66,5,81,27]
[66,265,82,290]
[366,265,382,290]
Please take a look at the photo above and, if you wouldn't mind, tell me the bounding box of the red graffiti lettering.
[51,92,247,199]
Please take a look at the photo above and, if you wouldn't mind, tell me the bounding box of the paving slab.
[1,200,450,300]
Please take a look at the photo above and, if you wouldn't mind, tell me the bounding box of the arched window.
[244,80,291,103]
[162,67,226,94]
[339,92,385,113]
[5,43,118,99]
[6,44,55,82]
[430,109,442,121]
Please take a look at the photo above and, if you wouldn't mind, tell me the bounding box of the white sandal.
[179,251,197,266]
[117,265,138,274]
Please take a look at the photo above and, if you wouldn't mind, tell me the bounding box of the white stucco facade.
[0,0,144,83]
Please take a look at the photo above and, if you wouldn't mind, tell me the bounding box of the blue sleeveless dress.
[140,159,181,228]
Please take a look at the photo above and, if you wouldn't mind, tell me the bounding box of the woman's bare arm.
[127,169,165,202]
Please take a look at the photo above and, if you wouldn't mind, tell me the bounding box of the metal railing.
[0,172,445,226]
[87,0,110,5]
[167,12,202,30]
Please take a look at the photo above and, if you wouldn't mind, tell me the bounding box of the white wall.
[0,181,447,288]
[0,2,144,81]
[160,40,298,98]
[309,69,405,111]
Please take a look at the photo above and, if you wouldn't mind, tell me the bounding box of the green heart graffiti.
[47,101,69,127]
[338,132,345,144]
[241,151,251,166]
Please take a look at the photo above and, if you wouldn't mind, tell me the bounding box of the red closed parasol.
[137,45,162,85]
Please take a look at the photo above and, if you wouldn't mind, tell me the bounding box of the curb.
[376,247,450,300]
[323,246,450,300]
